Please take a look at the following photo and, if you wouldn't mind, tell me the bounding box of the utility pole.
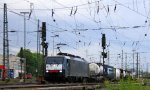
[20,47,23,79]
[139,54,140,78]
[141,64,143,78]
[147,63,149,78]
[52,36,54,55]
[37,19,40,57]
[132,50,135,73]
[121,50,123,69]
[36,20,40,77]
[20,11,29,83]
[3,3,9,81]
[136,52,139,78]
[51,35,59,56]
[125,53,127,70]
[20,12,29,50]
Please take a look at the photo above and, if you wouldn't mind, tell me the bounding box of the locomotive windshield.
[46,57,64,64]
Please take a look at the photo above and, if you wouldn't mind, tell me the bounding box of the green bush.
[104,77,144,90]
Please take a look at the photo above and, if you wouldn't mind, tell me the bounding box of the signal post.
[101,34,107,77]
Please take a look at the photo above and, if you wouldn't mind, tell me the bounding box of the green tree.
[17,48,44,77]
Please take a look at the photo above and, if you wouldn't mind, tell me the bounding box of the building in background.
[0,54,22,79]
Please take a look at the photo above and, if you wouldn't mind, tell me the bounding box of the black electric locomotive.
[44,53,89,82]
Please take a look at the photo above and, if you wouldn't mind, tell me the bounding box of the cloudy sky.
[0,0,150,71]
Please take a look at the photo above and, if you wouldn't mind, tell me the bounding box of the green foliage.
[17,49,44,77]
[143,78,150,84]
[95,85,101,89]
[104,80,118,90]
[104,77,144,90]
[143,86,150,90]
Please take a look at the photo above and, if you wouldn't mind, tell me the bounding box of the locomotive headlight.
[46,70,49,73]
[59,70,62,73]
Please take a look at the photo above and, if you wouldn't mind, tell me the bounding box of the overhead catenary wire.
[37,0,99,47]
[112,0,150,19]
[0,2,149,35]
[1,2,147,43]
[17,2,86,51]
[1,0,150,63]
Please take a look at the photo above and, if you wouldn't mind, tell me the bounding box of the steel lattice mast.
[3,3,9,80]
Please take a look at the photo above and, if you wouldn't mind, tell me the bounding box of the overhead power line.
[73,25,148,31]
[112,0,150,19]
[0,1,100,10]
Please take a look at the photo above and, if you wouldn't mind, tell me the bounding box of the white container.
[89,63,100,76]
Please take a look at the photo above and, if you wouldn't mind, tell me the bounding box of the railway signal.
[101,33,106,76]
[41,22,48,57]
[20,47,23,58]
[40,22,48,80]
[101,52,107,58]
[102,34,106,49]
[42,22,46,41]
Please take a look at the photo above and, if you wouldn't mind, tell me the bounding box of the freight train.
[44,53,131,82]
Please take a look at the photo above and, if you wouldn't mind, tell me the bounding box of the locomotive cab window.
[108,68,114,74]
[66,59,69,66]
[46,57,64,64]
[67,59,69,63]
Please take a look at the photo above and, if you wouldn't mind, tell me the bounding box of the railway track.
[0,83,103,90]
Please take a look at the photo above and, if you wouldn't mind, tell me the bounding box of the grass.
[0,78,37,84]
[104,77,150,90]
[143,86,150,90]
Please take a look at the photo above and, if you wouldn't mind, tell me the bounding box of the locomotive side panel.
[68,58,89,77]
